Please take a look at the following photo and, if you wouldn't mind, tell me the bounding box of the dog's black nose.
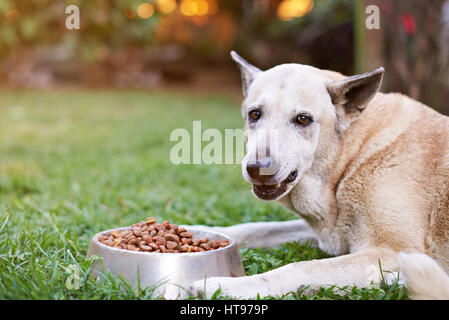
[246,157,277,183]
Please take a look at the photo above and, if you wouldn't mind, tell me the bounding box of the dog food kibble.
[98,217,230,253]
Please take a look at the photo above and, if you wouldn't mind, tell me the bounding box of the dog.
[189,51,449,299]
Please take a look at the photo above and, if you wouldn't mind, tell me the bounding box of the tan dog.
[190,51,449,299]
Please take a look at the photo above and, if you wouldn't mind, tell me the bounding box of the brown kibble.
[154,236,166,246]
[163,233,171,240]
[181,237,192,245]
[125,233,133,240]
[210,240,220,249]
[162,220,170,228]
[177,227,187,234]
[166,241,178,250]
[110,231,121,238]
[146,217,156,225]
[140,245,152,252]
[165,234,180,242]
[104,239,114,247]
[141,231,149,237]
[219,239,230,247]
[180,232,192,238]
[103,218,230,253]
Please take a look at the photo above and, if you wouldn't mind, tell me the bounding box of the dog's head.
[231,51,384,201]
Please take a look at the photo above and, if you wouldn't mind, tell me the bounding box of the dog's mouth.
[252,170,298,201]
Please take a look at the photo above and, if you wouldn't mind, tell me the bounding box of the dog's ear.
[230,51,261,97]
[327,67,384,112]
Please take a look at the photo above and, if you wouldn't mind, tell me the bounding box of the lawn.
[0,90,408,300]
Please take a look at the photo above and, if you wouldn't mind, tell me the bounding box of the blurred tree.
[0,0,355,87]
[362,0,449,113]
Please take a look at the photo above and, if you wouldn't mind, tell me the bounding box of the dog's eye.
[248,109,262,122]
[296,114,313,127]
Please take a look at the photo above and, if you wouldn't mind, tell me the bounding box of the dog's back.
[342,92,449,299]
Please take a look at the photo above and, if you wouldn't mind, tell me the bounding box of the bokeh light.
[180,0,210,17]
[156,0,177,15]
[137,3,155,19]
[277,0,314,21]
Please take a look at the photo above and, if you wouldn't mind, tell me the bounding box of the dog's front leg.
[187,219,318,248]
[190,248,398,299]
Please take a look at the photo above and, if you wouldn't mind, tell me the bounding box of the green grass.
[0,89,408,300]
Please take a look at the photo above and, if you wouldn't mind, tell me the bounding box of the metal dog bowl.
[86,226,245,299]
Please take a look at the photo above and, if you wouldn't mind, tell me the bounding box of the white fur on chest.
[288,174,348,255]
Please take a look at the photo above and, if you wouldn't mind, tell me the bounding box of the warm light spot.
[181,0,198,16]
[156,0,177,14]
[181,0,209,16]
[197,0,209,16]
[137,3,155,19]
[6,9,20,23]
[277,0,314,21]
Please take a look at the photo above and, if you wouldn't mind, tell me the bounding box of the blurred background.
[1,0,449,113]
[4,0,449,300]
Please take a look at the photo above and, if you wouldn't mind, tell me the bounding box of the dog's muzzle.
[252,169,298,200]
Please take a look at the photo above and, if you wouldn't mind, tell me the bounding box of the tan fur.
[189,56,449,299]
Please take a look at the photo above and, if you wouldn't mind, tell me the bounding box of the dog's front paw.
[190,277,248,299]
[190,277,231,299]
[190,276,270,299]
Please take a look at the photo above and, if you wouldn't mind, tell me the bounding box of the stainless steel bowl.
[86,226,245,299]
